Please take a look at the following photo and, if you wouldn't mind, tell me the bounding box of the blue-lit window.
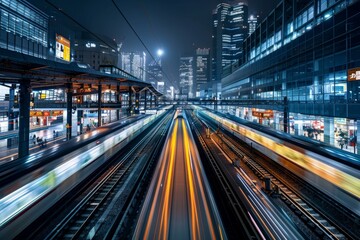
[295,6,315,30]
[0,9,8,30]
[275,30,281,42]
[308,6,314,20]
[250,48,255,59]
[1,0,10,7]
[8,14,14,32]
[319,0,328,13]
[287,22,293,35]
[261,41,266,52]
[318,0,340,13]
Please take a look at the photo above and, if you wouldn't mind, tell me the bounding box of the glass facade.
[212,2,248,84]
[221,0,360,153]
[179,57,194,98]
[120,52,146,81]
[195,48,210,97]
[0,0,48,58]
[223,0,360,117]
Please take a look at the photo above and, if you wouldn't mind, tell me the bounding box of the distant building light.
[85,42,96,48]
[324,12,333,20]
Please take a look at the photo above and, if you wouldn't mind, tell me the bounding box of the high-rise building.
[147,55,163,92]
[179,57,194,99]
[120,52,146,81]
[212,1,248,98]
[195,48,211,98]
[221,0,360,152]
[248,15,258,35]
[0,0,48,59]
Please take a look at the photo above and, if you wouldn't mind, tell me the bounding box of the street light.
[157,49,164,57]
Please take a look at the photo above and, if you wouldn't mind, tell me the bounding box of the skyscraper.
[179,57,194,99]
[212,1,248,98]
[120,52,146,81]
[195,48,210,98]
[147,55,163,90]
[248,15,258,35]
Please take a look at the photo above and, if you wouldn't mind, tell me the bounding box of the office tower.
[248,14,258,35]
[195,48,210,97]
[212,1,248,97]
[179,57,194,99]
[147,55,163,89]
[120,52,146,81]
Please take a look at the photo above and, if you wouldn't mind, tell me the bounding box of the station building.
[0,0,48,58]
[221,0,360,153]
[0,0,160,139]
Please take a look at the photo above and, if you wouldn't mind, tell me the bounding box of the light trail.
[135,115,224,239]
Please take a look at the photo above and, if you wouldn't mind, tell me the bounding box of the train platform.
[0,124,65,164]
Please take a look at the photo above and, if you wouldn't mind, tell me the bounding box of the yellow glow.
[160,119,178,238]
[182,119,200,239]
[184,120,217,240]
[144,120,178,239]
[207,111,360,198]
[143,118,218,239]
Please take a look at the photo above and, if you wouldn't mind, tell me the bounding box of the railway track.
[108,114,171,239]
[189,113,263,240]
[221,134,345,239]
[199,113,352,239]
[45,114,172,240]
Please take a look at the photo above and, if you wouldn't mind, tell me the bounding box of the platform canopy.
[0,48,162,97]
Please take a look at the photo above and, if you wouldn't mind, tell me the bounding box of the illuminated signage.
[30,110,63,117]
[252,109,274,118]
[348,68,360,81]
[56,34,70,62]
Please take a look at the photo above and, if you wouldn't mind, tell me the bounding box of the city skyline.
[31,0,280,87]
[1,1,360,239]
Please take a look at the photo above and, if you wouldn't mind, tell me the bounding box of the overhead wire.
[45,0,177,90]
[45,0,119,56]
[111,0,177,89]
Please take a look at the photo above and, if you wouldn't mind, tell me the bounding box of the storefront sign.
[30,110,63,117]
[348,68,360,81]
[52,110,63,116]
[252,109,274,118]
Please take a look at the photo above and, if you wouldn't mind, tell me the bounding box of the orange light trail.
[159,119,178,239]
[182,119,200,239]
[143,120,178,239]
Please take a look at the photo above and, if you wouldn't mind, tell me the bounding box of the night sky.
[33,0,280,86]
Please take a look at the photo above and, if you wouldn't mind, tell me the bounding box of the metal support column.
[18,79,31,158]
[66,83,73,140]
[7,84,16,147]
[116,84,121,120]
[135,91,140,113]
[144,90,147,111]
[98,83,102,127]
[78,110,83,134]
[149,94,153,108]
[283,96,289,133]
[128,86,132,115]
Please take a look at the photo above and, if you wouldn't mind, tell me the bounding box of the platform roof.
[0,49,162,97]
